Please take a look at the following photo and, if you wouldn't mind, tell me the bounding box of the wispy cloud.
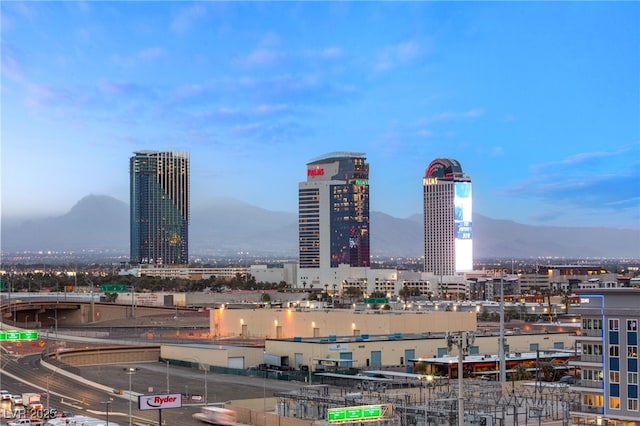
[170,3,207,34]
[138,47,166,61]
[530,146,634,173]
[503,145,640,218]
[254,103,289,116]
[235,44,345,69]
[1,43,26,83]
[112,46,167,68]
[417,109,486,125]
[302,46,344,60]
[236,49,282,68]
[375,40,423,71]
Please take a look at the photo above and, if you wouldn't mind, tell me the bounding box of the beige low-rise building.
[211,307,477,339]
[265,330,575,372]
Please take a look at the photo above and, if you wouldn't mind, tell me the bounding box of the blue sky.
[2,1,639,230]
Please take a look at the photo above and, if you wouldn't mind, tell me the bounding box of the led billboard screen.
[454,182,473,272]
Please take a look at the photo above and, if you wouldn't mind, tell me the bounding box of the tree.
[560,289,572,314]
[344,286,361,303]
[399,285,410,303]
[513,364,531,381]
[104,292,118,303]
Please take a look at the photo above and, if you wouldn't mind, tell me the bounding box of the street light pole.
[446,331,474,426]
[128,371,132,426]
[499,272,506,383]
[123,367,139,426]
[204,364,208,406]
[263,351,267,425]
[101,400,112,425]
[47,315,58,339]
[166,360,170,393]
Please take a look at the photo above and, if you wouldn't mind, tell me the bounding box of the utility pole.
[499,271,506,383]
[446,331,474,426]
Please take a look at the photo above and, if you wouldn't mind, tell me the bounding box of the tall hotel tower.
[130,151,190,265]
[298,152,370,286]
[423,158,473,276]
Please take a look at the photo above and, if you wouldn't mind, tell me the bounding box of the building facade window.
[629,345,638,358]
[629,398,639,411]
[609,345,619,357]
[582,394,604,407]
[609,318,619,331]
[582,343,603,355]
[610,371,620,383]
[628,319,638,331]
[609,397,620,410]
[630,372,639,384]
[582,318,603,330]
[583,369,604,381]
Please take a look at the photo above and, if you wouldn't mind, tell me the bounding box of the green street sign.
[363,406,381,417]
[363,298,389,304]
[101,284,129,292]
[328,410,346,421]
[20,331,38,340]
[328,405,383,423]
[346,407,362,419]
[0,330,38,341]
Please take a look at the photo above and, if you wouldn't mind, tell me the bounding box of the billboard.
[454,182,473,272]
[138,393,182,410]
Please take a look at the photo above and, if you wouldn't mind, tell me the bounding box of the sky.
[1,1,639,230]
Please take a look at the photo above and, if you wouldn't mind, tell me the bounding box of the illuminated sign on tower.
[423,158,473,275]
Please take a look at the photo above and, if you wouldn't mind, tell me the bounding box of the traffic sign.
[101,284,129,292]
[328,405,383,423]
[0,330,38,341]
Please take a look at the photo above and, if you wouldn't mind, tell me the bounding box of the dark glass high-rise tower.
[130,151,190,265]
[299,152,370,270]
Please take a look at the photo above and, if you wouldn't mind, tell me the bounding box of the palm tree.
[560,289,571,314]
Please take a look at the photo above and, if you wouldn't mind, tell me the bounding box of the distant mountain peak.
[1,194,639,258]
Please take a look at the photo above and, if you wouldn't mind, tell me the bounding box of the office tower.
[130,151,190,265]
[571,288,640,423]
[423,158,473,275]
[299,152,370,272]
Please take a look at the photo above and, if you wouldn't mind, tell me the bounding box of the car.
[10,394,23,405]
[558,375,574,385]
[1,390,11,400]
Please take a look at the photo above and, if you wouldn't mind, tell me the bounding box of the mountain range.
[1,194,639,259]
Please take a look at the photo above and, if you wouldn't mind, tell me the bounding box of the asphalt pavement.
[1,331,304,426]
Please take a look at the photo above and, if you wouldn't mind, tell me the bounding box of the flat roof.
[315,372,392,382]
[271,329,572,345]
[409,350,575,364]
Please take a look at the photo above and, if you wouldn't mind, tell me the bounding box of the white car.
[10,394,23,405]
[0,389,11,400]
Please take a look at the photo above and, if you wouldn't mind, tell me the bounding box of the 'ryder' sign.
[138,393,182,410]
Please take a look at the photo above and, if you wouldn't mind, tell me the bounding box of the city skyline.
[2,2,639,230]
